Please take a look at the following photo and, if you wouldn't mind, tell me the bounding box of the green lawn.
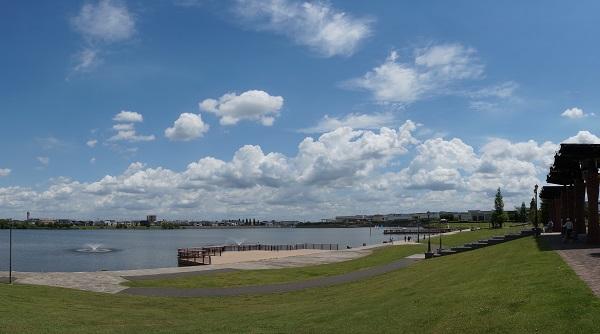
[126,226,525,289]
[126,244,425,288]
[1,235,598,333]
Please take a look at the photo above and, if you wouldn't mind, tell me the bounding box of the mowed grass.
[1,236,599,333]
[126,227,521,288]
[126,244,425,288]
[127,226,525,289]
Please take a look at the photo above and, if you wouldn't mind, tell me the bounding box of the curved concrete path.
[121,257,418,297]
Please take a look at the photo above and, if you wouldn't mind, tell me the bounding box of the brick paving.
[543,233,600,297]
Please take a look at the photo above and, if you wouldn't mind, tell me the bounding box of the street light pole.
[427,233,431,253]
[534,184,539,235]
[439,228,442,252]
[9,219,12,284]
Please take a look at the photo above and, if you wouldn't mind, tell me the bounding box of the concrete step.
[465,242,488,248]
[451,246,474,252]
[485,238,505,244]
[424,229,533,260]
[438,249,457,256]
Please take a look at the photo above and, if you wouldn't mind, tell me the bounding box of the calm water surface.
[0,228,410,272]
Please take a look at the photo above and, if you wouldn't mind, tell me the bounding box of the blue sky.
[1,0,600,220]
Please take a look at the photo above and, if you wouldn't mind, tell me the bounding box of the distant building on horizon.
[331,210,495,224]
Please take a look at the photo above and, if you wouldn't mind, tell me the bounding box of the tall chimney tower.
[27,211,30,221]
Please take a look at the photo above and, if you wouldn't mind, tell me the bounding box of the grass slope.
[127,226,524,289]
[2,236,599,333]
[126,244,424,288]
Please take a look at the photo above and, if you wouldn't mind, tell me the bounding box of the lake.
[0,228,415,272]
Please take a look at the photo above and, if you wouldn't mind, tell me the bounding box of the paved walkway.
[121,258,418,297]
[541,233,600,297]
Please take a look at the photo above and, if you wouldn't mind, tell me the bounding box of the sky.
[2,0,600,221]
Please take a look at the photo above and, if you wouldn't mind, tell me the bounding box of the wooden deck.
[383,228,451,235]
[177,248,212,266]
[177,243,339,266]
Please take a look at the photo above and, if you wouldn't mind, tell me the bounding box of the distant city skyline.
[2,1,600,220]
[10,208,496,223]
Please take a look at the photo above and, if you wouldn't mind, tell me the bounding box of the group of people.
[546,218,576,242]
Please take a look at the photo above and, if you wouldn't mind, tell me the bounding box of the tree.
[491,188,507,228]
[529,197,537,225]
[517,202,527,224]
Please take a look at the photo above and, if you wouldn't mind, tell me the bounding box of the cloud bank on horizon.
[2,0,600,220]
[2,124,599,220]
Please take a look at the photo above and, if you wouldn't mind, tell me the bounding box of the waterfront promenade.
[0,232,465,294]
[0,243,389,293]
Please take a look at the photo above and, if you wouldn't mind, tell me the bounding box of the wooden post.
[561,185,568,226]
[553,197,562,232]
[568,186,575,223]
[575,178,586,234]
[585,159,600,243]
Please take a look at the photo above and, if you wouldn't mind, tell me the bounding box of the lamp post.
[534,184,539,235]
[8,219,12,284]
[427,233,431,252]
[424,223,433,259]
[439,224,442,252]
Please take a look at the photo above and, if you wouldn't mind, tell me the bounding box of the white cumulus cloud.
[235,0,372,57]
[7,123,600,220]
[165,113,210,141]
[71,0,135,43]
[300,112,400,133]
[200,90,284,126]
[346,44,484,104]
[109,131,155,143]
[0,122,421,219]
[563,130,600,144]
[113,111,143,123]
[87,139,98,148]
[70,0,135,72]
[0,168,11,177]
[561,107,593,119]
[109,111,154,143]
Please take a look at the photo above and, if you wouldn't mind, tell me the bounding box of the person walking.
[546,220,554,233]
[565,218,573,241]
